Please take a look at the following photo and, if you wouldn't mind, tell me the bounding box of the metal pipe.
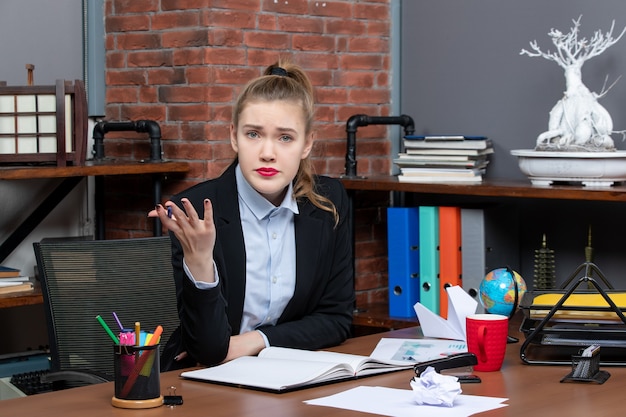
[92,120,162,161]
[343,114,415,178]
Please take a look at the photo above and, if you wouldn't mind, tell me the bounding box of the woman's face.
[230,99,313,206]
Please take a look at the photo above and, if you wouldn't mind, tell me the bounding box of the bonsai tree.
[521,16,626,151]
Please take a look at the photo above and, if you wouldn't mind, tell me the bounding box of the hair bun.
[269,66,288,77]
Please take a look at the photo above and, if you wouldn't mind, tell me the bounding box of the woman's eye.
[279,135,293,142]
[246,131,259,139]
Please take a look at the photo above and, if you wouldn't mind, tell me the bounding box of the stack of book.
[394,135,493,183]
[0,266,34,295]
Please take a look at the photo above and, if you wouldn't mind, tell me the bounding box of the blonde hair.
[232,60,339,225]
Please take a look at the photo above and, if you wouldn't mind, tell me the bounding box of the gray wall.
[0,0,87,356]
[0,0,83,85]
[401,1,626,180]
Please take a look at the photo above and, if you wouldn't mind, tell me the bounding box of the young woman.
[152,60,354,367]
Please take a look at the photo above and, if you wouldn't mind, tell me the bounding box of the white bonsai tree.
[521,16,626,151]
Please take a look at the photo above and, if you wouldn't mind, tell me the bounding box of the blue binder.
[419,206,440,314]
[387,207,420,318]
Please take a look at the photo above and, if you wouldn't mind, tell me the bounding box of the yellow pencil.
[134,321,140,346]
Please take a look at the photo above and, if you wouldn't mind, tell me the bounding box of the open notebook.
[180,346,415,392]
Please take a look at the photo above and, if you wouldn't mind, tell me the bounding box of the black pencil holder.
[111,344,163,408]
[561,347,610,384]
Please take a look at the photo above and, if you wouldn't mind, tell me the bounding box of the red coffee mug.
[465,314,508,372]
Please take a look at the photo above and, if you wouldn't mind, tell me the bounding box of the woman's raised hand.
[151,198,217,283]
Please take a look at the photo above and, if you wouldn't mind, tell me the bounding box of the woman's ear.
[301,131,314,159]
[229,123,239,153]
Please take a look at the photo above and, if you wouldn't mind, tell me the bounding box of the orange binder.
[438,206,462,318]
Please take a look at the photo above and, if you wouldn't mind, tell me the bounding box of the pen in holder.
[111,344,163,409]
[560,345,610,384]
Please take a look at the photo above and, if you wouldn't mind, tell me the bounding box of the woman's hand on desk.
[223,331,266,363]
[151,198,217,283]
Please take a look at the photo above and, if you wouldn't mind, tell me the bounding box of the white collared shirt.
[235,164,297,333]
[184,164,297,337]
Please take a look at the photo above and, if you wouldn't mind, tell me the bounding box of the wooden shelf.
[0,285,43,309]
[340,176,626,202]
[0,159,189,180]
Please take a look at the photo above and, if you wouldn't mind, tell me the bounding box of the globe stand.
[507,270,520,344]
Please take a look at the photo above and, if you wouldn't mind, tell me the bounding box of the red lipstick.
[256,167,278,177]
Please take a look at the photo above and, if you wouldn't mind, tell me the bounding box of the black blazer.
[169,162,354,366]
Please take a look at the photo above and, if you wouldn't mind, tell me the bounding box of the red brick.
[167,142,213,160]
[349,88,390,105]
[106,52,126,69]
[159,85,211,103]
[211,0,260,12]
[106,86,139,103]
[205,48,247,65]
[128,51,174,67]
[106,70,146,86]
[172,48,205,66]
[151,11,200,30]
[117,33,162,50]
[209,29,244,47]
[308,1,352,18]
[292,34,335,52]
[162,30,209,48]
[354,3,389,20]
[146,68,187,85]
[120,105,166,121]
[161,0,212,11]
[262,0,308,14]
[139,86,158,103]
[208,10,256,29]
[106,15,151,32]
[276,16,324,33]
[349,37,388,53]
[112,0,159,14]
[168,104,211,121]
[244,32,290,50]
[214,67,258,85]
[339,54,385,70]
[326,19,367,35]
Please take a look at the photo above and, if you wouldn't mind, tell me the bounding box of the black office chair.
[33,236,179,389]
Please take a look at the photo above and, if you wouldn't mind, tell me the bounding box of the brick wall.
[102,0,393,309]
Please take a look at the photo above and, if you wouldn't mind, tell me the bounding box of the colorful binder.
[387,207,421,318]
[438,206,462,319]
[460,208,486,313]
[418,206,439,314]
[460,207,521,314]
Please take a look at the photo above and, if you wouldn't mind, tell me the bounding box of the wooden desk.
[0,160,189,264]
[3,320,624,416]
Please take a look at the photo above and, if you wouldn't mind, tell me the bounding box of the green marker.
[96,315,120,344]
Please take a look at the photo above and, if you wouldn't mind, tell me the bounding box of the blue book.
[419,206,440,314]
[387,208,420,318]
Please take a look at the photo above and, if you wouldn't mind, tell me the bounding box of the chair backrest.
[34,236,179,378]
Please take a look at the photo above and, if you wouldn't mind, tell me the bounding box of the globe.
[479,268,527,317]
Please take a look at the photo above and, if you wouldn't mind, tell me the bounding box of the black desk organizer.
[519,260,626,366]
[560,347,610,384]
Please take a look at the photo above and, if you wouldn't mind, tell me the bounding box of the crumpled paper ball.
[410,366,462,407]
